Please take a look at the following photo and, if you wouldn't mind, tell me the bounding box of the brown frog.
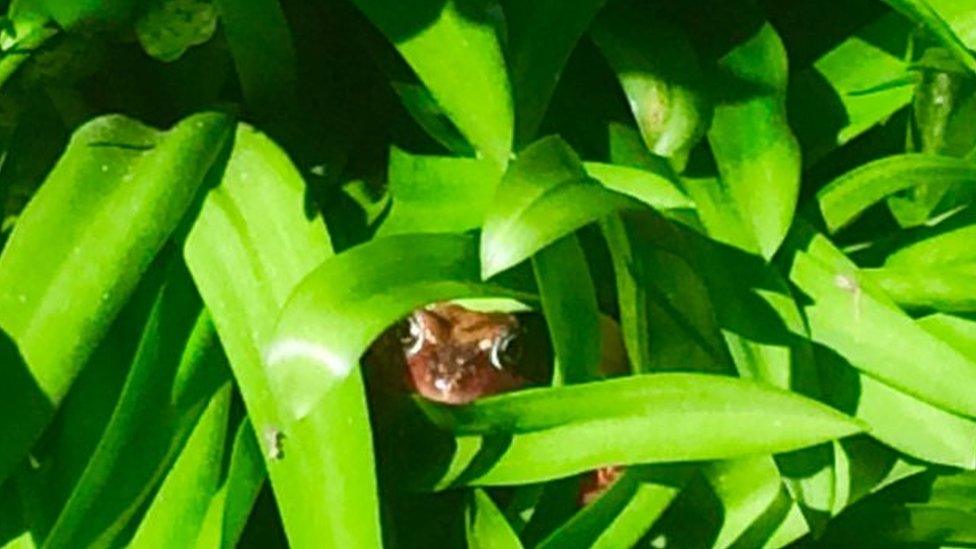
[399,303,526,404]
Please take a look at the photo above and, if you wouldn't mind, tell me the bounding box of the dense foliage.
[1,0,976,547]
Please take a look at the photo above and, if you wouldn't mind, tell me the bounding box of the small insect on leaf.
[264,426,285,461]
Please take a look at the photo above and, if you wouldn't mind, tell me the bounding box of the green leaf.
[480,136,638,278]
[0,16,58,90]
[537,466,690,549]
[43,262,229,548]
[600,215,651,374]
[183,124,346,547]
[501,0,607,145]
[790,14,912,163]
[704,457,806,549]
[376,147,500,237]
[0,112,233,485]
[791,247,976,418]
[886,222,976,267]
[405,373,862,488]
[531,235,601,384]
[582,162,694,211]
[791,231,976,467]
[136,0,218,62]
[466,490,522,549]
[194,419,265,549]
[263,231,536,545]
[215,0,297,122]
[349,0,513,168]
[707,23,800,259]
[11,0,139,29]
[267,232,532,420]
[129,384,232,548]
[817,154,976,233]
[865,264,976,312]
[591,0,710,164]
[882,0,976,74]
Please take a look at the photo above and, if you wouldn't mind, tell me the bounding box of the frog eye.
[402,315,425,357]
[490,330,520,370]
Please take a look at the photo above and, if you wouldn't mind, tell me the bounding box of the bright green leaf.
[708,23,800,259]
[466,489,523,549]
[0,112,233,485]
[480,136,638,278]
[129,384,232,548]
[591,0,710,164]
[817,154,976,233]
[349,0,513,168]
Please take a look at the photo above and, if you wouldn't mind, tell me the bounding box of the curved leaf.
[349,0,513,168]
[708,23,800,258]
[591,0,710,163]
[583,162,694,211]
[377,148,500,237]
[480,136,638,278]
[466,489,522,549]
[817,154,976,233]
[267,232,533,420]
[0,112,233,485]
[184,125,354,548]
[407,373,862,488]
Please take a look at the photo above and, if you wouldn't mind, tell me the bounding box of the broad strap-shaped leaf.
[266,233,534,420]
[405,373,862,488]
[184,125,360,548]
[215,0,297,122]
[707,23,800,259]
[128,384,232,548]
[377,148,500,237]
[591,0,710,164]
[480,136,638,278]
[583,162,694,211]
[886,223,976,267]
[349,0,513,168]
[466,489,522,549]
[791,242,976,418]
[502,0,607,145]
[817,154,976,233]
[43,262,229,548]
[531,235,601,384]
[0,112,233,485]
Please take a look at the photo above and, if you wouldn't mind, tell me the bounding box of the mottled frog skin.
[399,303,525,404]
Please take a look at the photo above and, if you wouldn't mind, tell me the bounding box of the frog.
[398,303,526,405]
